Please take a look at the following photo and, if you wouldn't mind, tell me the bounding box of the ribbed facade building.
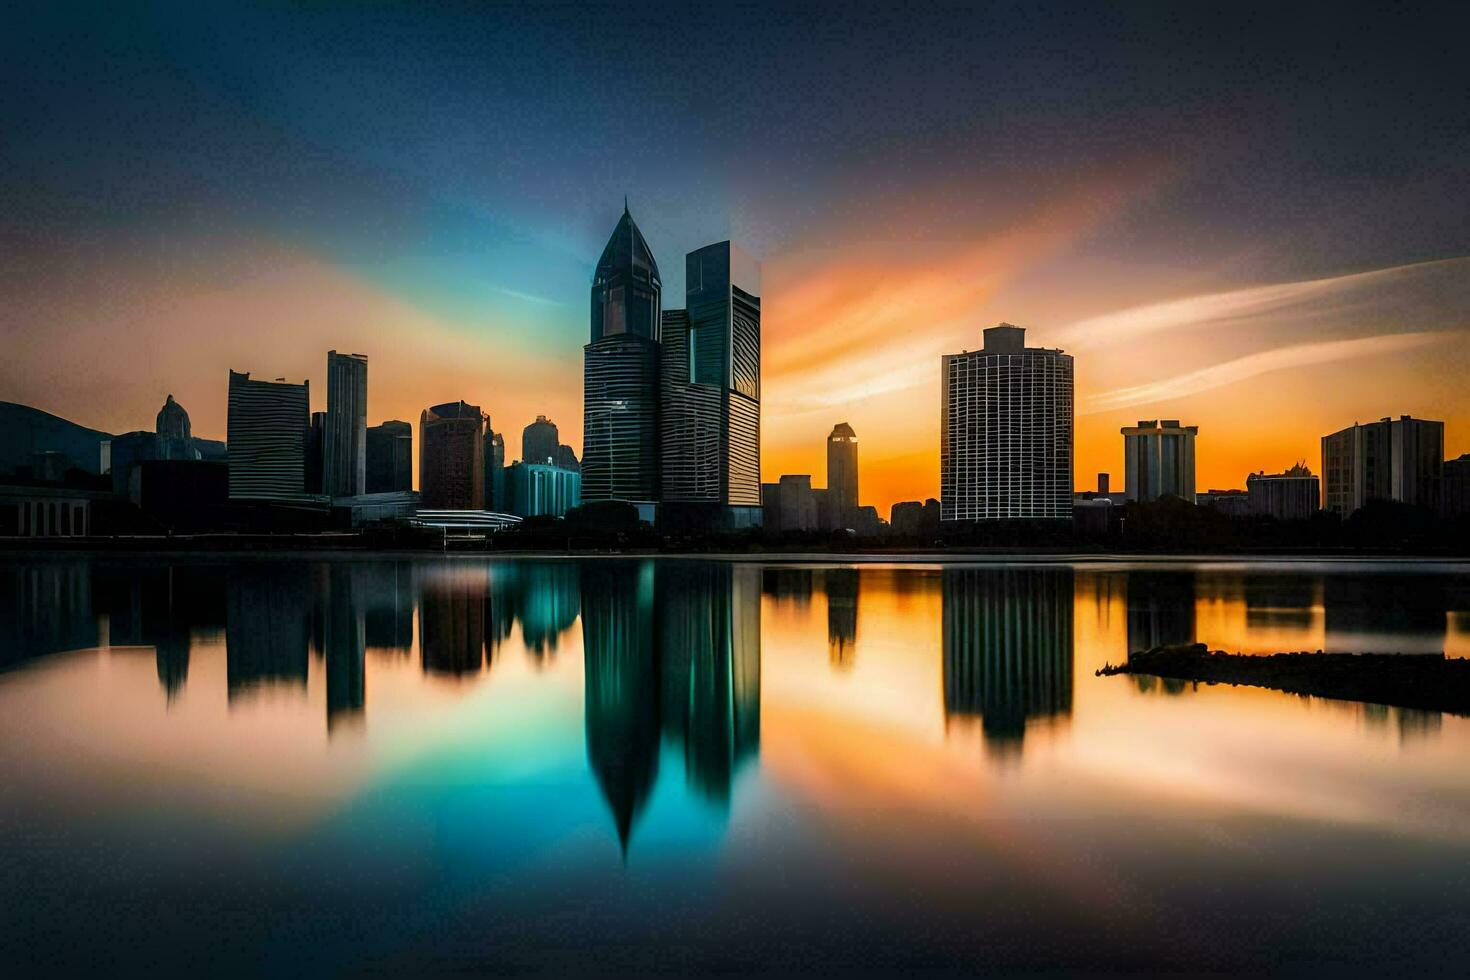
[940,324,1073,521]
[583,206,663,505]
[507,461,581,518]
[419,401,484,510]
[1122,419,1197,503]
[226,370,310,500]
[366,420,412,493]
[324,350,368,497]
[661,242,761,518]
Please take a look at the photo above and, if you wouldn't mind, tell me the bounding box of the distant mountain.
[0,401,228,477]
[0,401,112,475]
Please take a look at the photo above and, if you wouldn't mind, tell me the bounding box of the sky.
[2,1,1467,513]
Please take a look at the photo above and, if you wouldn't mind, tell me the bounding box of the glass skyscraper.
[583,206,662,505]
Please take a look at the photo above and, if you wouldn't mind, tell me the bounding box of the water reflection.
[942,567,1074,754]
[823,568,859,667]
[226,564,310,699]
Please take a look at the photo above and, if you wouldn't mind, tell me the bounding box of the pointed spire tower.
[584,204,664,506]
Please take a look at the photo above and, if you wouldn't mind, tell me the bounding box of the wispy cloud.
[1056,257,1470,351]
[1081,331,1451,415]
[488,284,564,307]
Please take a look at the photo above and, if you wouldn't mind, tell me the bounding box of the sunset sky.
[3,3,1467,513]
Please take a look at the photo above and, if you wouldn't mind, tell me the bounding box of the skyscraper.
[324,350,368,497]
[583,205,662,506]
[826,422,858,529]
[419,401,484,509]
[366,420,412,493]
[226,370,310,501]
[940,324,1073,522]
[660,241,762,525]
[522,415,559,466]
[483,429,505,510]
[1121,419,1198,503]
[1322,415,1444,516]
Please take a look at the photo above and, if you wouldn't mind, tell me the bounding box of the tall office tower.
[660,242,762,524]
[522,416,559,466]
[483,429,505,509]
[323,350,368,497]
[826,422,858,528]
[940,323,1073,521]
[226,370,310,501]
[1121,419,1198,503]
[583,205,663,506]
[155,394,198,460]
[366,420,412,493]
[419,401,484,509]
[1322,415,1444,516]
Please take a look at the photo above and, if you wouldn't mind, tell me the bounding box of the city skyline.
[4,6,1467,515]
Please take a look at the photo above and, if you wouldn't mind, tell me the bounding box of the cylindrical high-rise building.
[826,423,858,529]
[583,204,663,505]
[940,323,1073,521]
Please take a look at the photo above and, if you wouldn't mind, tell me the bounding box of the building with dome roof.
[155,394,199,461]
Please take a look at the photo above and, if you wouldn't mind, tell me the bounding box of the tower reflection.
[1126,570,1196,654]
[324,564,365,730]
[419,568,487,678]
[823,568,859,667]
[580,560,762,849]
[941,567,1074,755]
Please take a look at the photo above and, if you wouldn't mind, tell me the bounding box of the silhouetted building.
[942,567,1074,753]
[419,401,484,509]
[775,474,817,532]
[584,205,663,507]
[522,416,559,466]
[826,422,858,529]
[941,323,1073,521]
[134,459,229,530]
[1197,489,1251,517]
[554,444,580,473]
[1444,454,1470,518]
[226,371,310,501]
[506,460,581,518]
[581,560,660,850]
[366,420,412,493]
[1322,416,1444,516]
[1122,419,1197,503]
[106,431,162,496]
[324,351,368,497]
[483,429,506,509]
[1247,463,1320,521]
[305,412,325,494]
[890,498,941,538]
[155,394,198,461]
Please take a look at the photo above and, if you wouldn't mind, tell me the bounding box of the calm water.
[4,555,1470,976]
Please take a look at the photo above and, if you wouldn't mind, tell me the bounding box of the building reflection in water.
[941,567,1074,755]
[761,567,814,608]
[1324,575,1447,654]
[362,561,414,653]
[225,564,310,700]
[324,564,365,730]
[580,560,660,850]
[1126,570,1196,654]
[419,567,488,678]
[823,568,858,668]
[0,561,98,668]
[92,563,228,702]
[581,560,762,849]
